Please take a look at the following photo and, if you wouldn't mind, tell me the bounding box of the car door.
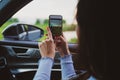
[0,0,85,80]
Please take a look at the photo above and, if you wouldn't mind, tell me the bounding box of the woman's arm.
[33,27,55,80]
[54,34,77,80]
[33,57,54,80]
[60,54,76,80]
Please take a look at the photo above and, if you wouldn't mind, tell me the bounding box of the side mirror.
[2,23,44,41]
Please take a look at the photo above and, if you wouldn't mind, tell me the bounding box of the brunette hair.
[76,0,107,79]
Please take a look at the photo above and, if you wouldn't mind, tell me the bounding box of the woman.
[34,0,111,79]
[33,26,78,80]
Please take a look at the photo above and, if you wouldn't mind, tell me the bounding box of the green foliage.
[62,20,66,24]
[8,18,19,22]
[68,37,78,43]
[43,19,49,24]
[0,18,77,42]
[63,24,76,31]
[0,21,13,39]
[35,19,41,25]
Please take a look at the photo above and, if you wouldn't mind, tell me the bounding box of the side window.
[17,26,24,34]
[0,0,78,43]
[27,26,37,31]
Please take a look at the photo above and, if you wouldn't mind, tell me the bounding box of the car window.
[27,26,37,31]
[17,25,25,34]
[0,0,78,43]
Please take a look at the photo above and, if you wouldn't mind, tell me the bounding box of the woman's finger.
[56,36,65,42]
[43,40,47,48]
[47,27,53,39]
[61,33,67,40]
[38,41,46,50]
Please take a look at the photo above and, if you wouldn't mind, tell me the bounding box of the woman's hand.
[38,27,55,59]
[54,34,70,57]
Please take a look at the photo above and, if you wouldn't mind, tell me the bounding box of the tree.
[43,19,49,24]
[35,19,41,25]
[9,18,19,22]
[62,19,66,24]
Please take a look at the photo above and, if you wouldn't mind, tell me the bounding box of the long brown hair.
[76,0,106,79]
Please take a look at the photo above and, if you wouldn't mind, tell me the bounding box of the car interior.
[0,0,88,80]
[1,0,119,80]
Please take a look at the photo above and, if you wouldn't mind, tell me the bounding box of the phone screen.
[50,19,62,27]
[49,15,62,37]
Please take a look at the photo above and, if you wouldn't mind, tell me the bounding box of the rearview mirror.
[2,23,44,41]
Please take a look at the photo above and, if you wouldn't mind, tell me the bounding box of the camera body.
[49,15,62,38]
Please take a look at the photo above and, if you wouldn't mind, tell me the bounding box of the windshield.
[0,0,78,43]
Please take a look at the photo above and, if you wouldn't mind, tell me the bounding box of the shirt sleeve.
[60,54,77,80]
[33,57,54,80]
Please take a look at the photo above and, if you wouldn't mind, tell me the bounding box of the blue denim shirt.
[33,57,54,80]
[33,55,96,80]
